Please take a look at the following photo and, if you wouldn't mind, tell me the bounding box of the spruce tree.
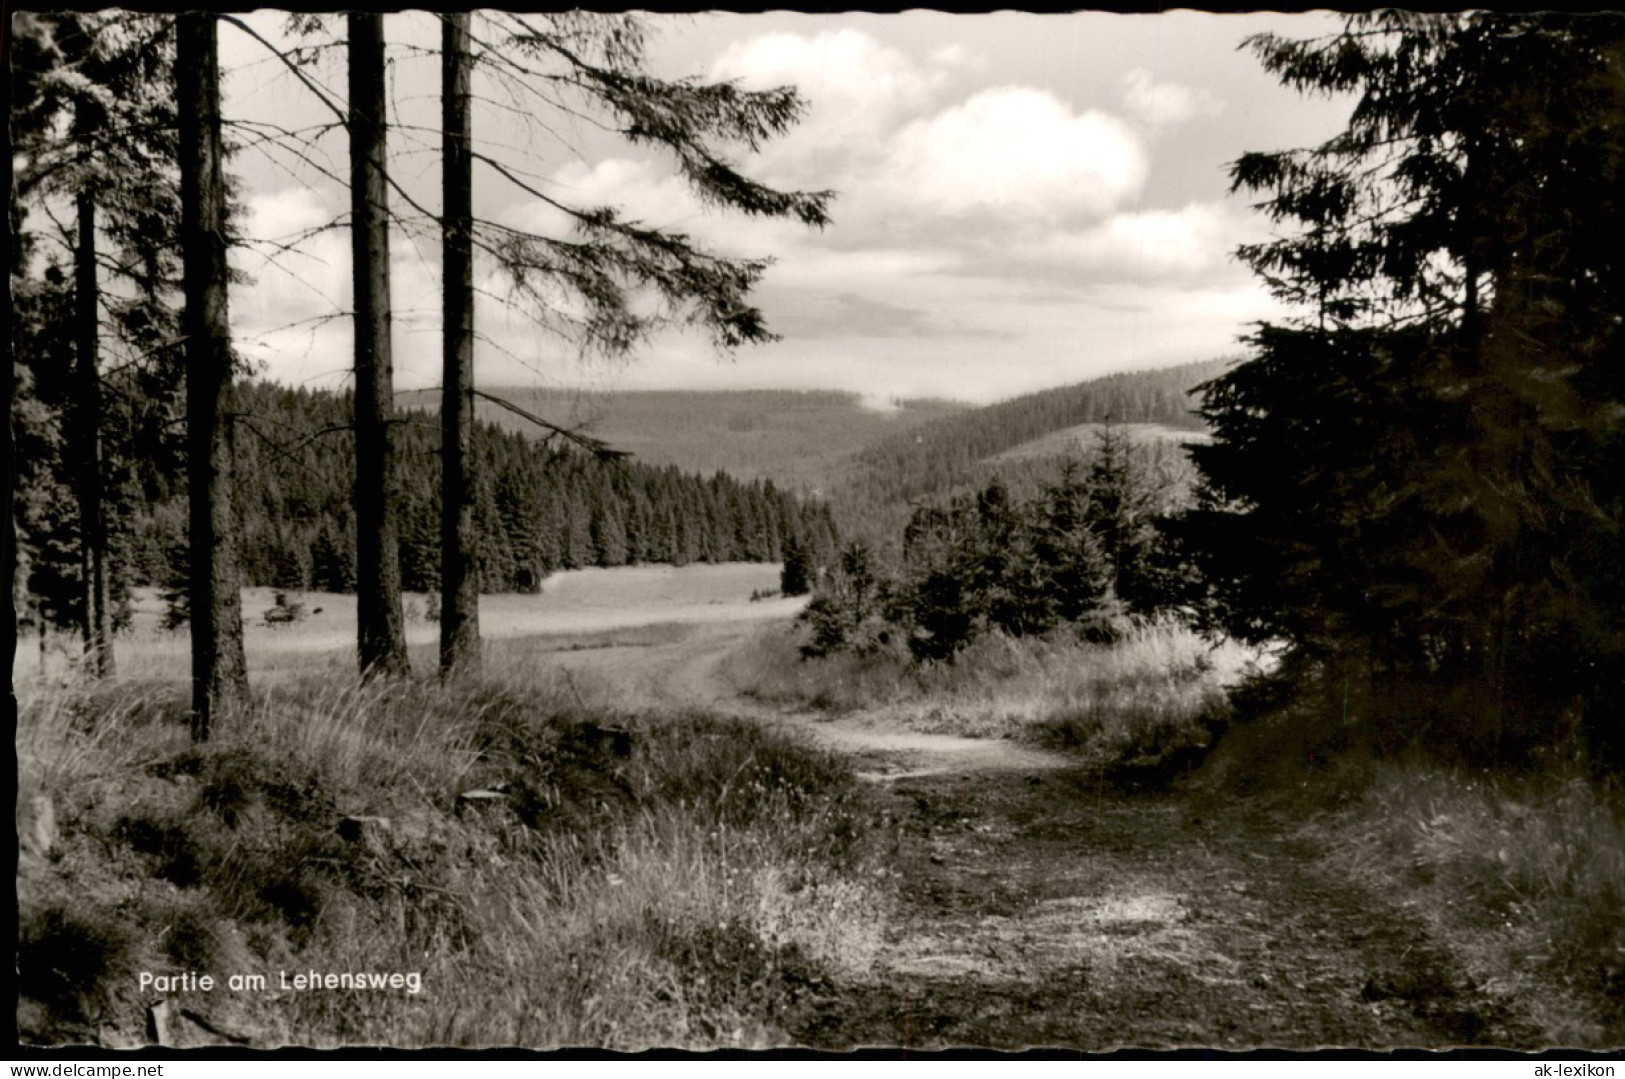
[780,536,814,597]
[12,13,183,678]
[1192,13,1625,765]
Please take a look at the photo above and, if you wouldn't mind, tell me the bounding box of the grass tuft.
[1192,690,1625,1050]
[17,905,137,1027]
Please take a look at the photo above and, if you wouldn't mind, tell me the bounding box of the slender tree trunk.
[439,12,480,677]
[5,205,18,734]
[177,12,248,740]
[349,13,410,679]
[73,103,113,677]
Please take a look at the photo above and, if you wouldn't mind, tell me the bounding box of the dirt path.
[799,771,1540,1050]
[544,621,1544,1051]
[546,620,1078,781]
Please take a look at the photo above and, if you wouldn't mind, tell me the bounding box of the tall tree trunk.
[177,12,248,740]
[439,12,480,677]
[5,205,19,734]
[73,102,113,678]
[349,13,410,679]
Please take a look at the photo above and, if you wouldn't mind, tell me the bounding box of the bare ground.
[545,619,1549,1051]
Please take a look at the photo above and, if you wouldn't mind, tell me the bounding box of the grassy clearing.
[16,670,894,1049]
[724,617,1257,780]
[14,567,791,688]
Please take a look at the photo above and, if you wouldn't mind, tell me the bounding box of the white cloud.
[242,185,334,239]
[1024,201,1254,280]
[1121,68,1224,131]
[707,28,974,191]
[599,34,1156,247]
[928,43,985,73]
[883,86,1147,224]
[533,158,699,230]
[502,155,818,268]
[230,185,450,391]
[711,28,945,128]
[230,187,349,379]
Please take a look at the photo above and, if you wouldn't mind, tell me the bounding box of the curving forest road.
[544,617,1546,1051]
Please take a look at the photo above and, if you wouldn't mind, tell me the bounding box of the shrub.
[901,569,977,663]
[797,543,887,658]
[808,461,1166,666]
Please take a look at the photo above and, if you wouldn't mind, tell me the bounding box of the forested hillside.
[392,365,1225,553]
[399,387,968,495]
[91,382,839,608]
[829,359,1231,547]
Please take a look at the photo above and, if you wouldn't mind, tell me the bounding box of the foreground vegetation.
[17,588,1624,1049]
[1204,711,1625,1048]
[733,615,1625,1047]
[1332,765,1624,1045]
[16,670,894,1048]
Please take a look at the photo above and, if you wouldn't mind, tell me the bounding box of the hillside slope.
[397,388,969,497]
[830,358,1233,544]
[397,361,1233,550]
[112,383,840,601]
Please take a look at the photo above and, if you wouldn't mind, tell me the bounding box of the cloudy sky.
[219,11,1354,406]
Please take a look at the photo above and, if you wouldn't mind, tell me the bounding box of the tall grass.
[1189,682,1625,1048]
[1297,763,1625,1047]
[725,617,1258,778]
[16,672,893,1049]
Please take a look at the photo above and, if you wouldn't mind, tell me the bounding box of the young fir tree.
[1035,459,1112,625]
[1084,420,1158,609]
[780,535,814,597]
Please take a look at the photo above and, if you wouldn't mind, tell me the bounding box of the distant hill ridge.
[398,386,969,497]
[399,360,1233,545]
[828,358,1233,532]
